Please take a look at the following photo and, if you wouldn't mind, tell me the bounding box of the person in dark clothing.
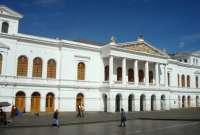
[0,109,7,125]
[120,108,126,127]
[52,109,59,128]
[10,105,16,118]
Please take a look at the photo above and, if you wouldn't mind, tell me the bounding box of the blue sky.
[1,0,200,53]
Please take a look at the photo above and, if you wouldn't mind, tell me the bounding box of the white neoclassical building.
[0,5,200,112]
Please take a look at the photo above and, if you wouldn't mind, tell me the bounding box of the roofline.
[0,5,23,19]
[0,33,101,51]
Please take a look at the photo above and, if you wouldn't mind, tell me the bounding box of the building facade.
[0,5,200,112]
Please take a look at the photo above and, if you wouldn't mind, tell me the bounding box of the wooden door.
[31,96,40,112]
[46,94,54,112]
[16,96,25,112]
[76,94,84,110]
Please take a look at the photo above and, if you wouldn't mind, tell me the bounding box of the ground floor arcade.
[1,87,200,112]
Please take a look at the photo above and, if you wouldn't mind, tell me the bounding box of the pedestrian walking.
[77,105,81,117]
[10,105,16,118]
[0,108,7,125]
[52,109,60,128]
[120,108,126,127]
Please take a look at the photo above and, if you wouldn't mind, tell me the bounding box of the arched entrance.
[187,96,191,107]
[161,95,166,110]
[102,94,107,112]
[46,93,54,112]
[128,94,134,112]
[140,94,146,111]
[182,96,186,108]
[15,91,25,112]
[31,92,40,112]
[196,96,200,107]
[115,94,121,112]
[76,93,84,110]
[151,95,156,111]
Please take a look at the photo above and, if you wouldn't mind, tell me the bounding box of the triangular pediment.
[118,41,167,57]
[0,5,23,19]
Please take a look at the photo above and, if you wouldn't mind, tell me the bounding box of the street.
[1,120,200,135]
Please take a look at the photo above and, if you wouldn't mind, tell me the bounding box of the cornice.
[0,33,101,52]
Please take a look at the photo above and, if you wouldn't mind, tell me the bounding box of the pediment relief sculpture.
[118,42,164,56]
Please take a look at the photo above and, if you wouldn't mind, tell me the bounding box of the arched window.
[47,59,56,78]
[104,65,109,81]
[139,70,144,83]
[196,76,199,88]
[168,72,170,86]
[177,74,180,87]
[1,22,9,33]
[187,75,190,88]
[128,68,134,82]
[117,67,122,81]
[32,57,42,77]
[181,75,185,87]
[17,56,28,76]
[149,71,153,83]
[77,62,85,80]
[0,54,2,74]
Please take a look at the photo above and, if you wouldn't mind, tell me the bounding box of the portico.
[106,55,167,87]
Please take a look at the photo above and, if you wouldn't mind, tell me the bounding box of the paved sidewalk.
[1,108,200,128]
[2,112,136,128]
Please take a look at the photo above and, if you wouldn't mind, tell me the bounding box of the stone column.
[156,97,161,110]
[134,94,140,111]
[109,56,114,85]
[134,60,139,85]
[185,75,187,88]
[179,75,182,88]
[155,63,159,87]
[28,58,33,78]
[42,59,47,79]
[1,52,8,75]
[122,58,126,85]
[40,95,46,112]
[25,95,31,112]
[145,61,149,86]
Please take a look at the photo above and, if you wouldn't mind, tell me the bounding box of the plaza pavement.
[1,107,200,128]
